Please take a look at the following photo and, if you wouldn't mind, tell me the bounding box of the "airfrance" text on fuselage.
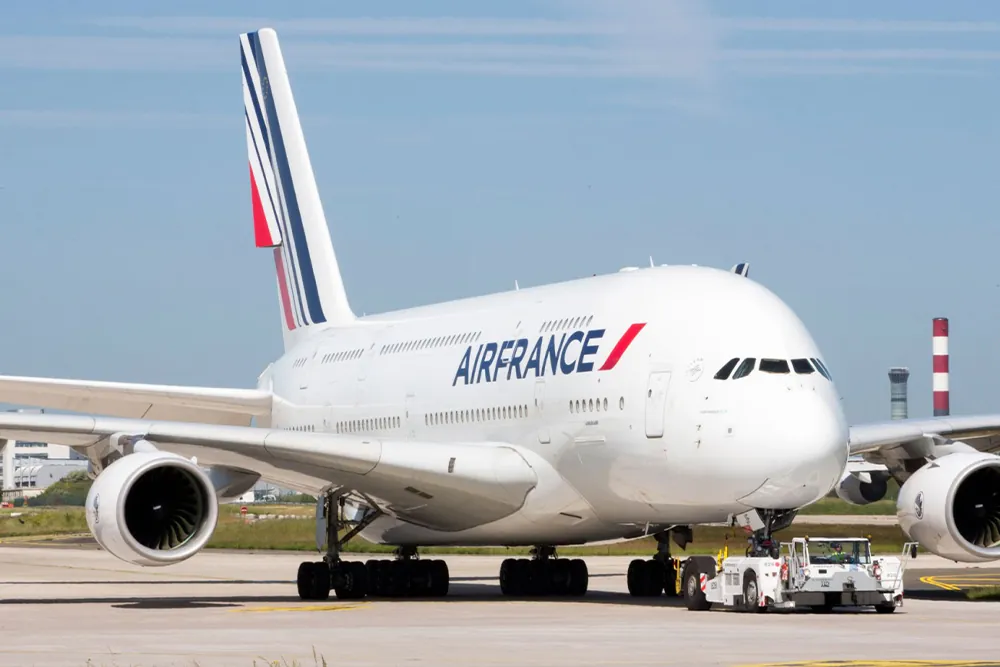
[453,329,605,386]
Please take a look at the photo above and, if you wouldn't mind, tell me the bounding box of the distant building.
[888,367,910,420]
[2,409,88,499]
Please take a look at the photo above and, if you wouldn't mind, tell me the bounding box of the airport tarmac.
[0,545,998,667]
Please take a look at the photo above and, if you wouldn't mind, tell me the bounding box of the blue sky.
[1,0,998,425]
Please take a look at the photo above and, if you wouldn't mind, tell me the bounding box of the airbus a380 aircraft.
[1,27,999,602]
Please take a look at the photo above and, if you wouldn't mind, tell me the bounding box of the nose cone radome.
[737,391,849,510]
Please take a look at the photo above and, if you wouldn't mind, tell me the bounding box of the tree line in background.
[10,472,315,507]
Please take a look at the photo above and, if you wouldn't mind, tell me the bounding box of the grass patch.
[0,507,88,538]
[965,586,1000,601]
[209,516,915,556]
[1,506,916,557]
[796,497,896,516]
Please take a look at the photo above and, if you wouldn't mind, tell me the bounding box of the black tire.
[682,558,712,611]
[365,560,383,597]
[335,561,368,600]
[513,558,532,596]
[430,559,450,597]
[627,559,645,596]
[568,559,589,597]
[551,559,572,596]
[875,603,896,614]
[628,560,663,597]
[499,558,516,596]
[297,561,331,601]
[375,560,392,597]
[742,570,766,613]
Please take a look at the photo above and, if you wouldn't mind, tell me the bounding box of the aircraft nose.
[737,390,849,509]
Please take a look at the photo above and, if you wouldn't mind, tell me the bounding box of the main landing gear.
[296,491,451,601]
[627,527,691,598]
[499,546,589,597]
[365,546,449,598]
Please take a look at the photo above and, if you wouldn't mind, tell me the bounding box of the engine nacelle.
[897,451,1000,562]
[835,470,889,505]
[85,449,219,566]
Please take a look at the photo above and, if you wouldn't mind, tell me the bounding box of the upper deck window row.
[380,331,482,356]
[540,315,594,333]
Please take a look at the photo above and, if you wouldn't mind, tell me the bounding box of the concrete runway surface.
[0,545,998,667]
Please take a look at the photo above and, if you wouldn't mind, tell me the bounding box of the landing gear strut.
[295,492,451,601]
[627,528,686,598]
[296,490,380,601]
[499,546,589,597]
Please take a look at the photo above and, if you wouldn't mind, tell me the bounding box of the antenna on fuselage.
[515,280,519,290]
[649,256,654,267]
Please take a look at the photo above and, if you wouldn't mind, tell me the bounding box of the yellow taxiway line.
[233,602,370,613]
[919,574,1000,591]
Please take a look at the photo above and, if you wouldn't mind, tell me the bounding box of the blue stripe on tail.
[244,32,310,327]
[248,31,326,326]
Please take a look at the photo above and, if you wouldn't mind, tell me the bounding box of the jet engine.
[834,469,889,505]
[897,451,1000,562]
[85,449,219,566]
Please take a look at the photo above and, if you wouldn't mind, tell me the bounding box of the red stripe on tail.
[250,163,273,248]
[599,323,646,371]
[273,248,296,330]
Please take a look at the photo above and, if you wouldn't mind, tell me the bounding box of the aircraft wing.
[849,415,1000,458]
[0,411,537,532]
[0,375,272,426]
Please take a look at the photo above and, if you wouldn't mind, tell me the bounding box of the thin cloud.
[89,16,1000,36]
[0,35,997,77]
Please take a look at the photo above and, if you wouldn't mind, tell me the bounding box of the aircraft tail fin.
[241,27,354,349]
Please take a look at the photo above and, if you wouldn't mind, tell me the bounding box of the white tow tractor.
[681,537,918,613]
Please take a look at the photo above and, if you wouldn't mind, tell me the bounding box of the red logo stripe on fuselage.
[599,323,646,371]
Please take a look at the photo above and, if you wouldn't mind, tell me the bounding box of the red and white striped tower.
[933,317,950,416]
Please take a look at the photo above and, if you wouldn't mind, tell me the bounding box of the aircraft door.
[534,379,550,444]
[644,371,672,438]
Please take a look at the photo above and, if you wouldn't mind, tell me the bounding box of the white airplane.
[1,27,998,602]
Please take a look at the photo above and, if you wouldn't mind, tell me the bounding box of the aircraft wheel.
[297,561,331,601]
[567,558,589,596]
[334,561,368,600]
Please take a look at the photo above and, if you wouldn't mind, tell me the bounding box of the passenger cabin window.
[791,358,815,375]
[714,358,740,380]
[759,359,790,374]
[732,358,755,379]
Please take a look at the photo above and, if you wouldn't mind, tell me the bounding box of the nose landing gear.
[735,509,796,559]
[626,527,690,598]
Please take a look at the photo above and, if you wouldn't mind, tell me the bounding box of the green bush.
[29,470,92,507]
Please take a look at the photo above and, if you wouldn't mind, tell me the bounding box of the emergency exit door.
[645,371,672,438]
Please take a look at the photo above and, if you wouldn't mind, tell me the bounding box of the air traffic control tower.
[888,367,910,420]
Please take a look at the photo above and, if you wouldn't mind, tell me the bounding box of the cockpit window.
[812,358,833,380]
[791,358,815,375]
[714,358,740,380]
[732,357,756,379]
[759,359,790,374]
